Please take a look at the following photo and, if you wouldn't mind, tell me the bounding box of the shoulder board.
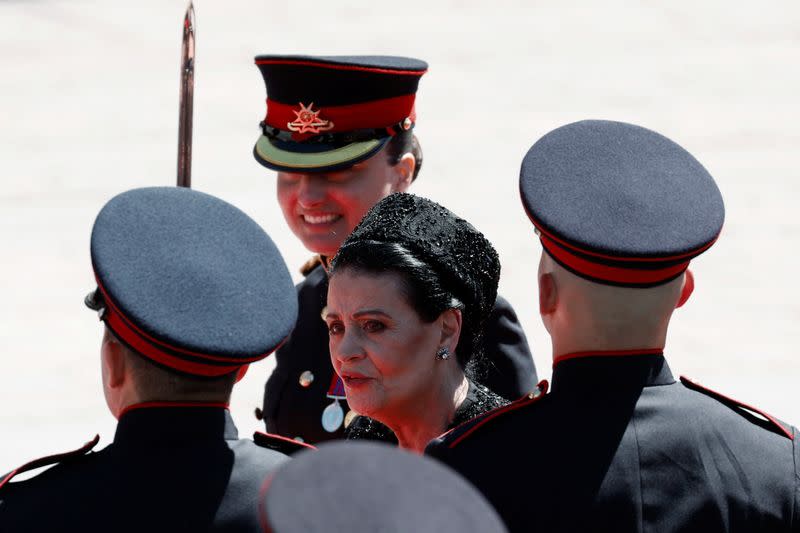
[253,431,317,456]
[680,376,793,440]
[299,255,322,277]
[438,380,549,450]
[0,434,100,491]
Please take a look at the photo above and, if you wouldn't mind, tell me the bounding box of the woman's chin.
[346,394,384,421]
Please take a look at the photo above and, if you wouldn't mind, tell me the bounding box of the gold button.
[402,117,412,130]
[299,370,314,388]
[344,410,358,428]
[528,387,541,400]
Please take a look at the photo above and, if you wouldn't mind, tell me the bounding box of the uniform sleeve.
[479,294,537,400]
[794,426,800,531]
[424,436,449,461]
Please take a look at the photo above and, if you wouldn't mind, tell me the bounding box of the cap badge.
[287,102,334,134]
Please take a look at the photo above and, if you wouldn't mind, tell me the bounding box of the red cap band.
[264,95,416,141]
[96,277,267,377]
[541,235,690,286]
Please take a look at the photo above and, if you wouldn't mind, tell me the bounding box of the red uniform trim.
[0,435,100,490]
[97,277,268,362]
[264,96,416,137]
[680,376,794,440]
[253,431,317,452]
[255,58,427,77]
[542,235,690,285]
[525,207,720,263]
[95,276,272,376]
[118,401,229,419]
[447,380,550,449]
[553,348,664,367]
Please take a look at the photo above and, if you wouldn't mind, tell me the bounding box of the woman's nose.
[332,331,365,362]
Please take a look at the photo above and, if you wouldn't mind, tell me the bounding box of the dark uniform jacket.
[0,405,297,533]
[427,352,800,533]
[263,260,537,443]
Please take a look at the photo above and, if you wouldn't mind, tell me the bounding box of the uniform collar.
[114,402,238,447]
[551,349,675,392]
[320,255,331,274]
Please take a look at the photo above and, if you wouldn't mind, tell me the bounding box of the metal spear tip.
[177,0,196,189]
[183,2,196,33]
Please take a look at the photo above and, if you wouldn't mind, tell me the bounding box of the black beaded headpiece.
[334,193,500,331]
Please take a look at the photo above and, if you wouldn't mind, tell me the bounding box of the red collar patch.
[553,348,664,367]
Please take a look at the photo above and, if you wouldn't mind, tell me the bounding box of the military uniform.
[262,259,537,443]
[250,56,536,444]
[0,187,307,531]
[0,405,309,533]
[427,120,799,532]
[428,352,800,532]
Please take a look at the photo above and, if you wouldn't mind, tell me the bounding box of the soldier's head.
[519,120,724,355]
[86,187,297,418]
[98,327,240,415]
[252,56,427,257]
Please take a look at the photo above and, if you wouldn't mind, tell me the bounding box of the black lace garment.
[344,380,509,444]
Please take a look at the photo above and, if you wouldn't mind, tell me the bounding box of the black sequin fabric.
[344,380,509,443]
[333,193,501,332]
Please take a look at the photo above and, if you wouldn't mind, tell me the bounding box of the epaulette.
[680,376,793,440]
[299,255,322,277]
[437,380,549,449]
[0,435,100,491]
[254,431,317,456]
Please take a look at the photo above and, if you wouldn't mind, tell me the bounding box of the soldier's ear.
[676,269,695,309]
[101,330,130,419]
[391,153,415,193]
[538,272,558,317]
[101,333,127,389]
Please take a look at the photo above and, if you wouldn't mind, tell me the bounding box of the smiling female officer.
[252,55,537,443]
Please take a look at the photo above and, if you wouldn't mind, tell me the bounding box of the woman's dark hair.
[385,131,423,181]
[329,240,484,373]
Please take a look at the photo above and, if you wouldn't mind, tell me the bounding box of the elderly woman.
[324,193,510,452]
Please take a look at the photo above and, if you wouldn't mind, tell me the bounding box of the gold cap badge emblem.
[287,102,335,134]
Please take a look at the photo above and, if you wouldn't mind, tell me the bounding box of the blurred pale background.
[1,1,797,468]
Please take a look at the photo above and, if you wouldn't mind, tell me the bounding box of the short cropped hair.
[385,131,423,181]
[110,330,237,401]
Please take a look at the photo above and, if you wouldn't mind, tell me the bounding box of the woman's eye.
[363,320,385,333]
[327,321,344,336]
